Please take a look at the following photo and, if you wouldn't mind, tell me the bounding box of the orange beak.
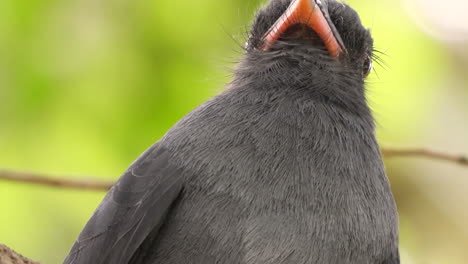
[260,0,346,57]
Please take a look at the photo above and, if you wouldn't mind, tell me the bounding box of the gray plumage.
[64,0,399,263]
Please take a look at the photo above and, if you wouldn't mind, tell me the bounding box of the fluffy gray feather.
[64,0,400,263]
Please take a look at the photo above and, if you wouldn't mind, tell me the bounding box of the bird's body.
[131,78,398,264]
[64,1,400,263]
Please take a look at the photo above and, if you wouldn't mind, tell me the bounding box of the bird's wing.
[64,143,184,264]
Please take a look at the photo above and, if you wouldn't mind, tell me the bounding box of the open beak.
[260,0,346,57]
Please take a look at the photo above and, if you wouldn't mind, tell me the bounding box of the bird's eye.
[363,55,373,78]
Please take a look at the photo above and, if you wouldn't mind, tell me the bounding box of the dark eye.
[363,55,373,78]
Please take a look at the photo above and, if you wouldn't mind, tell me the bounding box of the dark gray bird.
[64,0,399,263]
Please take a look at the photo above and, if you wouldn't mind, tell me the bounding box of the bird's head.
[236,0,374,110]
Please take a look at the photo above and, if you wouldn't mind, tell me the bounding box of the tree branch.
[0,170,113,191]
[0,148,466,191]
[0,244,41,264]
[381,147,468,166]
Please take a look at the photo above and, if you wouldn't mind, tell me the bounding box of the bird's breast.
[158,88,398,263]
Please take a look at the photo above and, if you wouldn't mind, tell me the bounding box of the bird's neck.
[230,62,372,121]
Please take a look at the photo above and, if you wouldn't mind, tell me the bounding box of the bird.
[64,0,400,263]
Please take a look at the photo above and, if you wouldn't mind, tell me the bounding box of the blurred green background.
[1,0,467,263]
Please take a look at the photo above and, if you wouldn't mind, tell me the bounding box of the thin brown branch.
[0,244,41,264]
[382,147,468,166]
[0,170,113,191]
[0,147,466,191]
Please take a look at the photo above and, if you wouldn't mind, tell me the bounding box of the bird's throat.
[278,23,326,48]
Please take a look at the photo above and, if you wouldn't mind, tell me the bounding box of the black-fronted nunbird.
[64,0,399,263]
